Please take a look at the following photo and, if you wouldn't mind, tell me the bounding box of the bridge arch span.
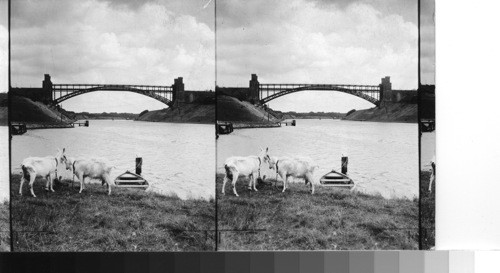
[259,85,381,106]
[53,84,173,106]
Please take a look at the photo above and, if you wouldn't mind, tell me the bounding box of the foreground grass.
[11,174,215,251]
[217,174,418,250]
[420,170,435,250]
[0,202,10,251]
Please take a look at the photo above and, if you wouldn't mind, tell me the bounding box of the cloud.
[10,0,214,112]
[0,0,6,27]
[217,0,417,112]
[0,0,6,92]
[0,26,6,92]
[420,0,435,85]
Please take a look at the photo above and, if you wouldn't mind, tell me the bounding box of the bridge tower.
[379,76,392,103]
[172,77,185,105]
[249,74,260,104]
[42,74,53,103]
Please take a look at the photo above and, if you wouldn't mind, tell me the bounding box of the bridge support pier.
[249,74,260,104]
[42,74,53,104]
[172,77,185,106]
[379,76,392,106]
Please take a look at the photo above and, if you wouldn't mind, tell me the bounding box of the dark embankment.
[217,95,280,126]
[419,85,435,120]
[217,174,418,250]
[11,174,215,251]
[269,108,345,120]
[420,170,435,250]
[0,93,7,126]
[63,111,138,121]
[343,102,417,123]
[136,104,215,124]
[0,201,10,251]
[10,96,73,125]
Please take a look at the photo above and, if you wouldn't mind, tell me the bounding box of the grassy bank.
[0,201,10,251]
[217,95,280,124]
[420,170,435,249]
[0,93,7,126]
[11,174,215,251]
[217,174,418,250]
[136,104,215,124]
[10,96,73,124]
[343,102,417,123]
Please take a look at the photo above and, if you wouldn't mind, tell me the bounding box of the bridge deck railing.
[52,84,172,92]
[259,83,380,92]
[51,84,173,104]
[258,83,381,104]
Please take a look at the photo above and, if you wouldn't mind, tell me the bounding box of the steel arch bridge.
[259,83,381,106]
[52,84,173,106]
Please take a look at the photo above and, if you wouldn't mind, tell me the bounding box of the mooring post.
[136,157,142,175]
[341,156,348,174]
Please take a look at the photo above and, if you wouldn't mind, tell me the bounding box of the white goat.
[428,155,436,193]
[61,156,113,195]
[267,156,318,194]
[20,148,66,197]
[222,148,269,196]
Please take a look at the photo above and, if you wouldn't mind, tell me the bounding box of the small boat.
[114,171,149,189]
[10,123,27,135]
[217,121,234,135]
[320,170,355,188]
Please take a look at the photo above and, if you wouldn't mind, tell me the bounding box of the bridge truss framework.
[52,84,173,105]
[258,83,381,105]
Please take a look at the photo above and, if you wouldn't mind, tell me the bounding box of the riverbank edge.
[10,118,214,131]
[216,174,419,250]
[81,118,214,125]
[341,117,416,124]
[137,119,214,125]
[342,103,418,123]
[219,121,281,129]
[10,174,215,251]
[136,103,215,124]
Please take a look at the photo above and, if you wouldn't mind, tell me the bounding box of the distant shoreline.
[79,118,213,125]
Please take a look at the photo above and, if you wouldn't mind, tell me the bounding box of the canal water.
[420,131,436,171]
[11,120,215,200]
[0,126,8,201]
[217,119,419,199]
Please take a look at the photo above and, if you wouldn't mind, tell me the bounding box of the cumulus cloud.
[420,0,435,85]
[10,0,214,113]
[0,0,6,92]
[217,0,417,112]
[0,25,6,92]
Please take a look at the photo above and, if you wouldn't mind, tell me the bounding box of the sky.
[217,0,418,112]
[420,0,435,85]
[0,0,7,201]
[0,0,7,93]
[10,0,215,113]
